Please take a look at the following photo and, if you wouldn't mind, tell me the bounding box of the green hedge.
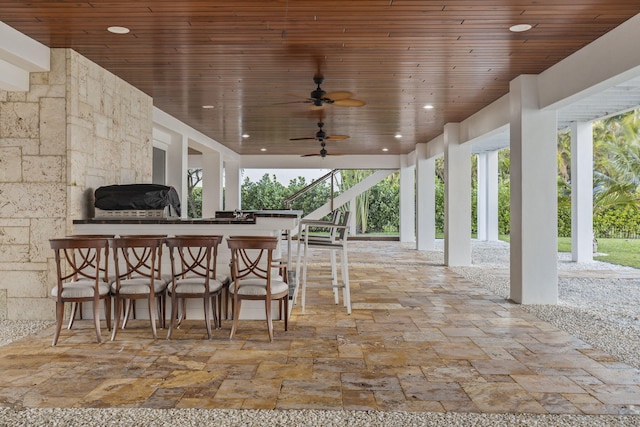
[594,205,640,238]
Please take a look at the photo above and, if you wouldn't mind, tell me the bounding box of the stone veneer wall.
[0,48,153,320]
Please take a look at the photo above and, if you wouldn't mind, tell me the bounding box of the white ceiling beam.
[538,13,640,110]
[0,58,29,91]
[0,21,50,91]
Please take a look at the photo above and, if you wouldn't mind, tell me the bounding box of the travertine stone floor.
[1,241,639,414]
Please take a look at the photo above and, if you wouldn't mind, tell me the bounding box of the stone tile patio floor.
[0,241,639,415]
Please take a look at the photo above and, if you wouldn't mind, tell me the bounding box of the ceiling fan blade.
[333,98,366,107]
[289,137,315,141]
[301,153,321,157]
[326,135,350,140]
[324,91,353,101]
[273,100,311,105]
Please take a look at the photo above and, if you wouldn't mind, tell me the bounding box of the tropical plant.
[187,168,203,218]
[592,109,640,212]
[338,170,374,233]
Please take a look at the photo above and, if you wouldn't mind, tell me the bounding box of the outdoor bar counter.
[72,210,302,320]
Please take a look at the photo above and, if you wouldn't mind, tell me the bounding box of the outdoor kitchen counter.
[73,209,302,269]
[72,210,303,321]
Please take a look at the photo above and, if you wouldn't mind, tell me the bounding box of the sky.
[241,168,330,185]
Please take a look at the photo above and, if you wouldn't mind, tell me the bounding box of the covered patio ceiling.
[2,1,640,157]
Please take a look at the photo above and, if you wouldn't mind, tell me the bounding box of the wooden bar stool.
[165,235,224,339]
[108,236,167,340]
[49,237,112,346]
[226,235,289,342]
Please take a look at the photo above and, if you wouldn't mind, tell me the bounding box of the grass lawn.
[542,236,640,269]
[371,233,640,269]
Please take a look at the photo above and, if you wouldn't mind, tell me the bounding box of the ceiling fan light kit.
[291,120,350,157]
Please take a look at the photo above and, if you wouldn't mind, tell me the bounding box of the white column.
[444,123,472,266]
[167,134,188,218]
[399,158,416,243]
[509,75,558,304]
[477,151,499,241]
[201,149,223,217]
[416,144,436,250]
[224,160,241,210]
[571,121,594,262]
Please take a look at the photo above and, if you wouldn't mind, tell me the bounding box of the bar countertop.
[73,210,302,225]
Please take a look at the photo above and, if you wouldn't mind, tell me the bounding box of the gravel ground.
[1,240,639,426]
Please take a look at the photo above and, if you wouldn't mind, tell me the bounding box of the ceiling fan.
[289,121,350,142]
[301,141,344,158]
[291,121,348,158]
[300,76,366,110]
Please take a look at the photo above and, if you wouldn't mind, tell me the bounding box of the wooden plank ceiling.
[2,1,639,157]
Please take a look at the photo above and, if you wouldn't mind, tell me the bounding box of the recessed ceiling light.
[423,104,434,109]
[202,105,215,109]
[242,134,250,138]
[395,134,402,139]
[382,148,389,152]
[509,24,532,33]
[107,26,130,34]
[260,148,267,152]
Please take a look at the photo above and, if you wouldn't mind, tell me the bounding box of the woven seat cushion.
[51,281,110,298]
[111,277,168,295]
[217,273,231,285]
[230,278,288,296]
[168,277,223,294]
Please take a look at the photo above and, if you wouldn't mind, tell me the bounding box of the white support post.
[444,123,472,266]
[166,134,188,218]
[349,198,357,236]
[509,75,558,304]
[201,150,223,217]
[477,151,499,241]
[224,160,241,210]
[399,158,416,243]
[416,144,436,250]
[571,121,594,262]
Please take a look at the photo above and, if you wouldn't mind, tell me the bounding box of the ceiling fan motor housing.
[311,88,326,100]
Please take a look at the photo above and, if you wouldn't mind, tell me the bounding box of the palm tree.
[592,109,640,212]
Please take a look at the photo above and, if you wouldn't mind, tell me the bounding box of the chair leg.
[68,302,78,330]
[265,298,273,342]
[342,249,351,315]
[52,301,64,346]
[167,293,179,339]
[295,227,305,302]
[111,297,122,341]
[204,296,212,339]
[229,296,241,339]
[283,297,289,331]
[330,249,339,305]
[148,296,158,339]
[215,294,222,329]
[122,299,132,328]
[177,298,187,327]
[104,297,112,331]
[301,238,309,314]
[92,297,102,344]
